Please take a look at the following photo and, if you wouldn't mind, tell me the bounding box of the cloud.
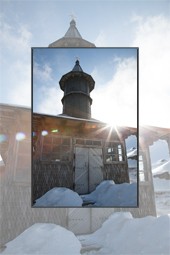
[94,30,107,47]
[34,62,53,82]
[0,18,32,106]
[35,86,63,115]
[0,19,32,54]
[7,61,31,106]
[91,57,137,127]
[131,15,170,127]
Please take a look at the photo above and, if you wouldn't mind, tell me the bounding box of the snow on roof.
[0,103,30,110]
[57,113,102,123]
[34,112,137,131]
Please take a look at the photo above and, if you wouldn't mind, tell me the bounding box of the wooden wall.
[32,161,73,202]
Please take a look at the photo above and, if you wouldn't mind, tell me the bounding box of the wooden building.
[32,60,136,202]
[1,18,168,246]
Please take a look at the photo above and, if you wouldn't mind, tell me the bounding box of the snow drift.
[33,181,137,207]
[152,159,170,216]
[1,223,81,255]
[1,213,170,255]
[127,147,137,158]
[152,159,170,178]
[79,212,170,255]
[34,187,83,207]
[82,180,137,206]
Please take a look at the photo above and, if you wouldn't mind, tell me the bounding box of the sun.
[92,106,136,128]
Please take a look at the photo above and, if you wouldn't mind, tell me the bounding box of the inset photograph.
[32,47,138,207]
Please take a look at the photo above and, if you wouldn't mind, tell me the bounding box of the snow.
[153,177,170,192]
[128,167,137,183]
[34,187,83,207]
[1,213,170,255]
[33,181,137,207]
[127,147,137,158]
[152,159,170,216]
[152,159,170,176]
[79,212,170,255]
[82,181,137,206]
[1,223,81,255]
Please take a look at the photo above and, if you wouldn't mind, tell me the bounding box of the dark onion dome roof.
[48,19,95,47]
[59,60,95,92]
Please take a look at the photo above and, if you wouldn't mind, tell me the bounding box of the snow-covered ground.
[152,159,170,178]
[34,187,83,207]
[79,212,170,255]
[152,159,170,217]
[0,223,81,255]
[1,153,170,255]
[81,181,137,207]
[1,213,170,255]
[34,181,137,207]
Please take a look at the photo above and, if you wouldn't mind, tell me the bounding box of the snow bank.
[152,161,170,216]
[1,223,81,255]
[82,181,137,206]
[152,159,170,176]
[153,177,170,192]
[34,187,83,207]
[127,147,137,158]
[79,212,170,255]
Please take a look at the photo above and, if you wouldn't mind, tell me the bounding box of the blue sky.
[1,0,170,127]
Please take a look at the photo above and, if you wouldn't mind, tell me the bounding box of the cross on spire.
[69,12,77,21]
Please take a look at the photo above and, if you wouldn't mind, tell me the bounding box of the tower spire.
[48,18,95,47]
[72,59,83,72]
[69,13,77,21]
[64,18,82,38]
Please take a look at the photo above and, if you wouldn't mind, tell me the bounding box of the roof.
[33,112,137,140]
[72,60,83,72]
[64,19,82,38]
[140,125,170,145]
[48,19,95,47]
[59,60,95,92]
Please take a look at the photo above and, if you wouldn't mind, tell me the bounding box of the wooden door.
[89,148,103,192]
[75,147,103,194]
[74,147,89,194]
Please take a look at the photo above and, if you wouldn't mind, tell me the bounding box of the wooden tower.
[60,60,94,119]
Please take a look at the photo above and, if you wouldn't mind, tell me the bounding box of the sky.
[33,47,137,126]
[0,0,170,127]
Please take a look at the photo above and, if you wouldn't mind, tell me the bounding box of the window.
[41,136,71,161]
[75,138,102,147]
[105,142,124,162]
